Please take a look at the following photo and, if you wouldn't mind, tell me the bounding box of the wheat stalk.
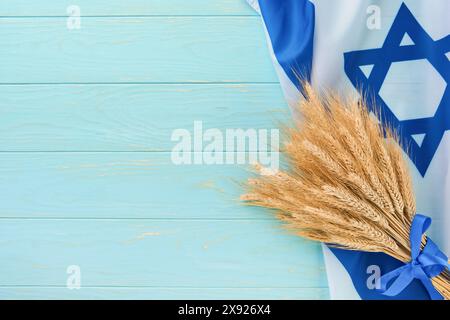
[241,84,450,299]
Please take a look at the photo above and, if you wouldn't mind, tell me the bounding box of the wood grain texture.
[0,84,288,151]
[0,287,328,300]
[0,0,329,299]
[0,0,257,16]
[0,219,326,288]
[0,152,275,219]
[0,17,275,84]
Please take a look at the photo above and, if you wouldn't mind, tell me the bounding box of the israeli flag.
[247,0,450,299]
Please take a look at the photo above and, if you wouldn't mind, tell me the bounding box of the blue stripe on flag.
[258,0,314,95]
[330,248,431,299]
[258,0,433,299]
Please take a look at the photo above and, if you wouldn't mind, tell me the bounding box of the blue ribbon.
[379,214,449,300]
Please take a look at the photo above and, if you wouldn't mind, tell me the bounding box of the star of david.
[344,3,450,176]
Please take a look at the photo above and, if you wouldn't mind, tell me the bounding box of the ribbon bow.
[379,214,449,299]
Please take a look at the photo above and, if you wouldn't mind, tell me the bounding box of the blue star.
[344,3,450,176]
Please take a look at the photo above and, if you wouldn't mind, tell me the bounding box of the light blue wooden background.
[0,1,328,299]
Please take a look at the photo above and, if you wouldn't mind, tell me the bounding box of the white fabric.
[248,0,450,299]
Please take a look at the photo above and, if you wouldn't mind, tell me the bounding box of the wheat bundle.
[241,85,450,299]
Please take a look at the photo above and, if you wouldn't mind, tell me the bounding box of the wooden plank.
[0,287,328,300]
[0,219,327,288]
[0,17,275,83]
[0,1,329,300]
[0,84,288,151]
[0,0,257,16]
[0,152,281,219]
